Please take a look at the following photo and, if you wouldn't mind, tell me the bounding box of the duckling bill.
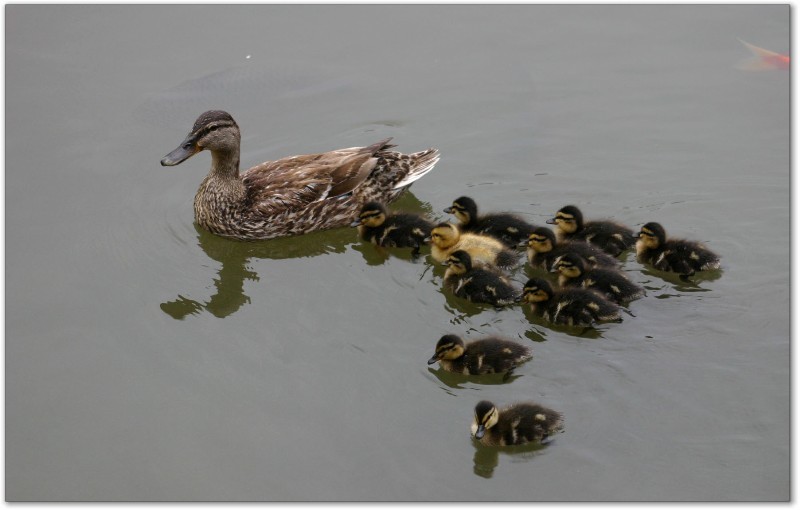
[427,334,532,375]
[161,110,440,241]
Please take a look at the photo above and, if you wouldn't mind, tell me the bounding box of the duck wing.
[241,138,394,215]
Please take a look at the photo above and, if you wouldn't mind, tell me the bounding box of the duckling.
[161,110,440,240]
[443,250,519,307]
[519,277,622,326]
[351,201,434,256]
[546,205,635,256]
[444,196,538,247]
[428,222,518,269]
[472,400,564,446]
[524,227,619,271]
[427,334,532,375]
[553,253,645,304]
[636,222,721,280]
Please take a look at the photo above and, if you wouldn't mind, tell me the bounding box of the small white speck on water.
[245,55,251,60]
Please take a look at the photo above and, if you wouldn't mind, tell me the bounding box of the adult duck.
[161,110,440,241]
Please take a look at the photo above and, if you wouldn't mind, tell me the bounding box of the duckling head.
[552,252,587,279]
[519,277,554,303]
[427,334,466,365]
[472,400,500,439]
[443,250,473,274]
[546,205,583,234]
[351,201,387,228]
[443,196,478,225]
[637,222,666,250]
[428,222,461,249]
[161,110,241,168]
[525,227,557,252]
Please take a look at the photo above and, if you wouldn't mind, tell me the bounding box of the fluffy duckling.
[351,201,434,256]
[443,250,518,306]
[553,253,644,304]
[428,222,518,269]
[524,227,619,271]
[444,196,538,247]
[636,222,720,280]
[546,205,635,256]
[472,400,564,446]
[427,334,532,375]
[519,277,621,326]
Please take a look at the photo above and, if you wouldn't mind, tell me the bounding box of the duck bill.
[545,218,556,225]
[161,137,200,166]
[427,355,439,365]
[474,425,486,439]
[350,219,363,227]
[443,207,454,214]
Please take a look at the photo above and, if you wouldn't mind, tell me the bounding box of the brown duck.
[161,110,440,241]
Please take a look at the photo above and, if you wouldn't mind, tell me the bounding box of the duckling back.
[565,266,644,304]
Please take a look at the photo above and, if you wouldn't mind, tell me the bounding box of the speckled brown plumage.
[161,110,440,241]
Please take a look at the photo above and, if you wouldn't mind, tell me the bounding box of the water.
[5,4,790,501]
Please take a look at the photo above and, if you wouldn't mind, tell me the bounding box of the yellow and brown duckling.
[161,110,440,241]
[427,334,532,375]
[443,196,539,248]
[427,222,518,269]
[636,222,721,280]
[519,277,622,326]
[553,252,645,304]
[524,226,619,271]
[351,201,434,256]
[546,205,635,257]
[443,250,519,307]
[472,400,564,446]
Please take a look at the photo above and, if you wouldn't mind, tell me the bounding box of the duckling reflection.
[472,437,549,479]
[160,223,353,319]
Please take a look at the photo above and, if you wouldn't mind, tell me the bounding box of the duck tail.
[393,148,441,189]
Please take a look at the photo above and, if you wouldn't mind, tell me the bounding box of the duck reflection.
[161,193,436,319]
[160,224,354,319]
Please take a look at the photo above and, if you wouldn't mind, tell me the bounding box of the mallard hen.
[161,110,440,241]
